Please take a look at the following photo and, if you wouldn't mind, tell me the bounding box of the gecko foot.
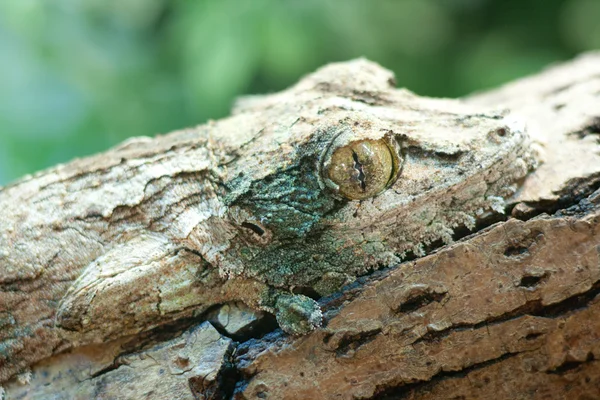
[274,293,322,335]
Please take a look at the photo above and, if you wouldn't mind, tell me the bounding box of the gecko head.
[216,113,532,296]
[196,60,535,296]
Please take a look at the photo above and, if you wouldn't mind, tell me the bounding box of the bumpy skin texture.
[0,60,536,382]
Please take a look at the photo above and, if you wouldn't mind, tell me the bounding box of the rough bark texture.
[0,57,536,384]
[2,53,600,399]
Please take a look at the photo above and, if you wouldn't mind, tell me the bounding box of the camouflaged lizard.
[0,59,537,383]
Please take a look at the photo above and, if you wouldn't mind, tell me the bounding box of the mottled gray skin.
[0,59,536,382]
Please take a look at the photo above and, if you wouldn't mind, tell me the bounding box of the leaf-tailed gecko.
[0,59,536,383]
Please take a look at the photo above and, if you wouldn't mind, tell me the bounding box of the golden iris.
[327,139,395,200]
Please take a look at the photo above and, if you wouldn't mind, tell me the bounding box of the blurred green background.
[1,0,599,185]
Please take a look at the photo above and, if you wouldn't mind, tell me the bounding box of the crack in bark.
[547,352,596,375]
[371,351,526,399]
[412,280,600,347]
[569,116,600,139]
[323,328,383,358]
[513,174,600,219]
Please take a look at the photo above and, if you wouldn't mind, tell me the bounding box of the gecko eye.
[326,139,397,200]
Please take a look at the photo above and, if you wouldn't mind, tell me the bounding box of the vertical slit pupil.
[351,150,367,191]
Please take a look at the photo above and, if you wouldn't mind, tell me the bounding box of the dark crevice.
[536,280,600,318]
[405,145,465,163]
[372,352,522,399]
[202,303,279,342]
[88,361,119,379]
[412,280,600,348]
[504,246,529,257]
[234,331,287,371]
[434,281,600,343]
[322,328,382,357]
[512,174,600,220]
[399,238,445,263]
[463,206,514,236]
[319,267,393,318]
[290,286,321,301]
[188,343,240,400]
[232,332,289,397]
[216,357,241,400]
[547,352,595,374]
[524,332,544,341]
[503,229,544,259]
[175,246,206,261]
[396,291,447,314]
[118,316,217,356]
[505,245,529,257]
[401,211,507,263]
[336,329,381,356]
[518,273,548,288]
[569,117,600,139]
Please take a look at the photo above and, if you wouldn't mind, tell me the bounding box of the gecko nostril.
[241,221,265,236]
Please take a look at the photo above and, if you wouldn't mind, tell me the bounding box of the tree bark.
[2,53,600,399]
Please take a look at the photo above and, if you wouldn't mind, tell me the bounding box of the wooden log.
[2,53,600,400]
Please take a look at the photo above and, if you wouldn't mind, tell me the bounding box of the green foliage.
[0,0,597,184]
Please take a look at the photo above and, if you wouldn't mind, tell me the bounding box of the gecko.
[0,59,537,383]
